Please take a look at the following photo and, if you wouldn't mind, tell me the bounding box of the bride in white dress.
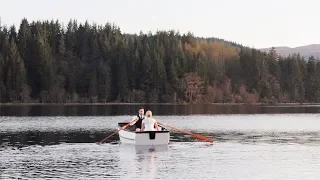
[141,110,159,131]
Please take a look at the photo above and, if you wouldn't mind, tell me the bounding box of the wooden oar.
[96,119,139,144]
[157,122,213,143]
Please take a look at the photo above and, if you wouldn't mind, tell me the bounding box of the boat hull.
[118,126,170,145]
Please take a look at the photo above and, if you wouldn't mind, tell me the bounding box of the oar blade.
[193,134,213,143]
[158,122,213,143]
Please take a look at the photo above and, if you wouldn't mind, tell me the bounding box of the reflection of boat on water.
[117,121,170,145]
[118,143,168,179]
[135,144,169,153]
[119,143,169,154]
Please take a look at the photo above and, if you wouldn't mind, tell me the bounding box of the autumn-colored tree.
[184,72,203,102]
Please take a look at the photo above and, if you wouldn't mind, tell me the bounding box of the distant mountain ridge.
[260,44,320,59]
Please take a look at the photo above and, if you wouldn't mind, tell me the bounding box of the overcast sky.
[0,0,319,48]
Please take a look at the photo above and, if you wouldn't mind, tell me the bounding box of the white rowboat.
[117,122,170,145]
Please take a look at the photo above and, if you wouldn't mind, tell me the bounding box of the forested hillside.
[260,44,320,59]
[1,19,320,104]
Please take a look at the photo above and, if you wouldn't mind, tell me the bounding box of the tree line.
[0,18,320,104]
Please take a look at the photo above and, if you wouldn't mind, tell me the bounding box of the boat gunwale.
[119,128,170,133]
[118,122,170,133]
[135,130,170,133]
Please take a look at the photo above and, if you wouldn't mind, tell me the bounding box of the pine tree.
[97,26,112,102]
[31,22,55,101]
[140,51,152,102]
[297,55,306,102]
[306,56,316,102]
[9,25,18,44]
[18,18,32,69]
[88,71,98,102]
[239,48,259,93]
[6,38,29,102]
[0,53,6,102]
[287,54,304,102]
[168,60,180,92]
[267,48,281,100]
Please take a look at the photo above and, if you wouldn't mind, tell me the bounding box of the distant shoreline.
[0,102,320,106]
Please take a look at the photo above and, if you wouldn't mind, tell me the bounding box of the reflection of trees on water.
[0,105,32,116]
[0,130,207,148]
[3,127,320,148]
[0,131,116,147]
[1,104,319,116]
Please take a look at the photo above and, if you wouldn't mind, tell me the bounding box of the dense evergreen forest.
[0,18,320,104]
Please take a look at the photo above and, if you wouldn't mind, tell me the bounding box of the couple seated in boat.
[130,107,160,132]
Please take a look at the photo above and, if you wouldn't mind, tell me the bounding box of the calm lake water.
[1,104,320,179]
